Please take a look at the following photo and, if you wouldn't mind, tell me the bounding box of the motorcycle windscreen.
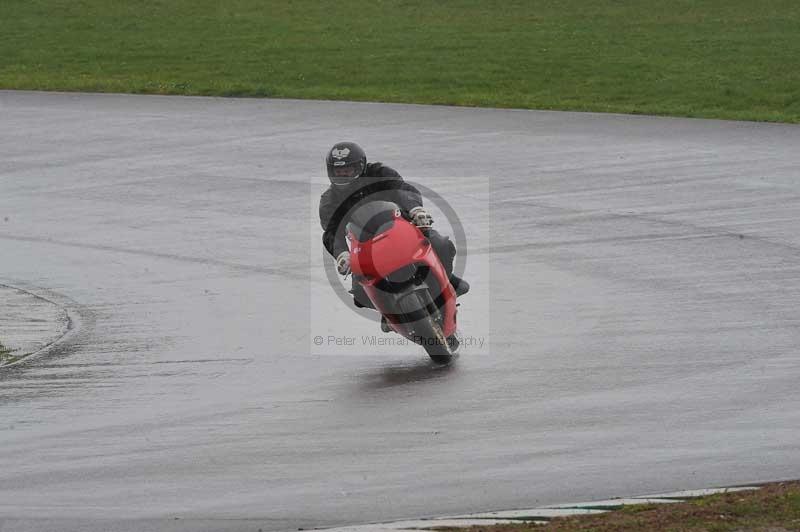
[346,201,399,242]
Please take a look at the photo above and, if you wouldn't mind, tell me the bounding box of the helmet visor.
[328,161,363,185]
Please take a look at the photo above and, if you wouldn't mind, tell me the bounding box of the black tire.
[397,292,453,364]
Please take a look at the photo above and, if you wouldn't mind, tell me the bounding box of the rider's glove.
[409,207,433,229]
[335,251,351,276]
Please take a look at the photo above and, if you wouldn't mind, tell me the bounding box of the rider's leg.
[350,279,375,309]
[425,229,469,296]
[351,276,391,332]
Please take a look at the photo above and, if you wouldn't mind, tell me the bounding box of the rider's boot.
[450,275,470,297]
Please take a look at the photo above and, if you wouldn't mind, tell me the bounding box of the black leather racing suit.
[319,162,456,308]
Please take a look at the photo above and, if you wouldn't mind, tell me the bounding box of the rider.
[319,142,469,329]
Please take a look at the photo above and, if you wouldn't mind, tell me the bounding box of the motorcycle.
[346,201,460,364]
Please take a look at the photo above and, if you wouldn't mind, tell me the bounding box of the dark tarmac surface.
[1,91,799,532]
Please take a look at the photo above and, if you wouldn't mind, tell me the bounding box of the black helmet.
[326,142,367,187]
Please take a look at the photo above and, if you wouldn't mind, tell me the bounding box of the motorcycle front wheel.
[396,291,456,365]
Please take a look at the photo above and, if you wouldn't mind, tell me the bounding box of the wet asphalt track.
[1,91,800,532]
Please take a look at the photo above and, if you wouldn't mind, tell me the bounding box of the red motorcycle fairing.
[348,210,457,339]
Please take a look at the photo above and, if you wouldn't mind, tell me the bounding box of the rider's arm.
[319,189,348,258]
[374,164,423,215]
[322,226,348,258]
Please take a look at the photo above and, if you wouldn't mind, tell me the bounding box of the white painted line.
[635,486,760,499]
[446,508,606,519]
[545,498,680,508]
[321,518,535,532]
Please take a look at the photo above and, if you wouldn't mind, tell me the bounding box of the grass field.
[0,342,16,365]
[2,0,799,122]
